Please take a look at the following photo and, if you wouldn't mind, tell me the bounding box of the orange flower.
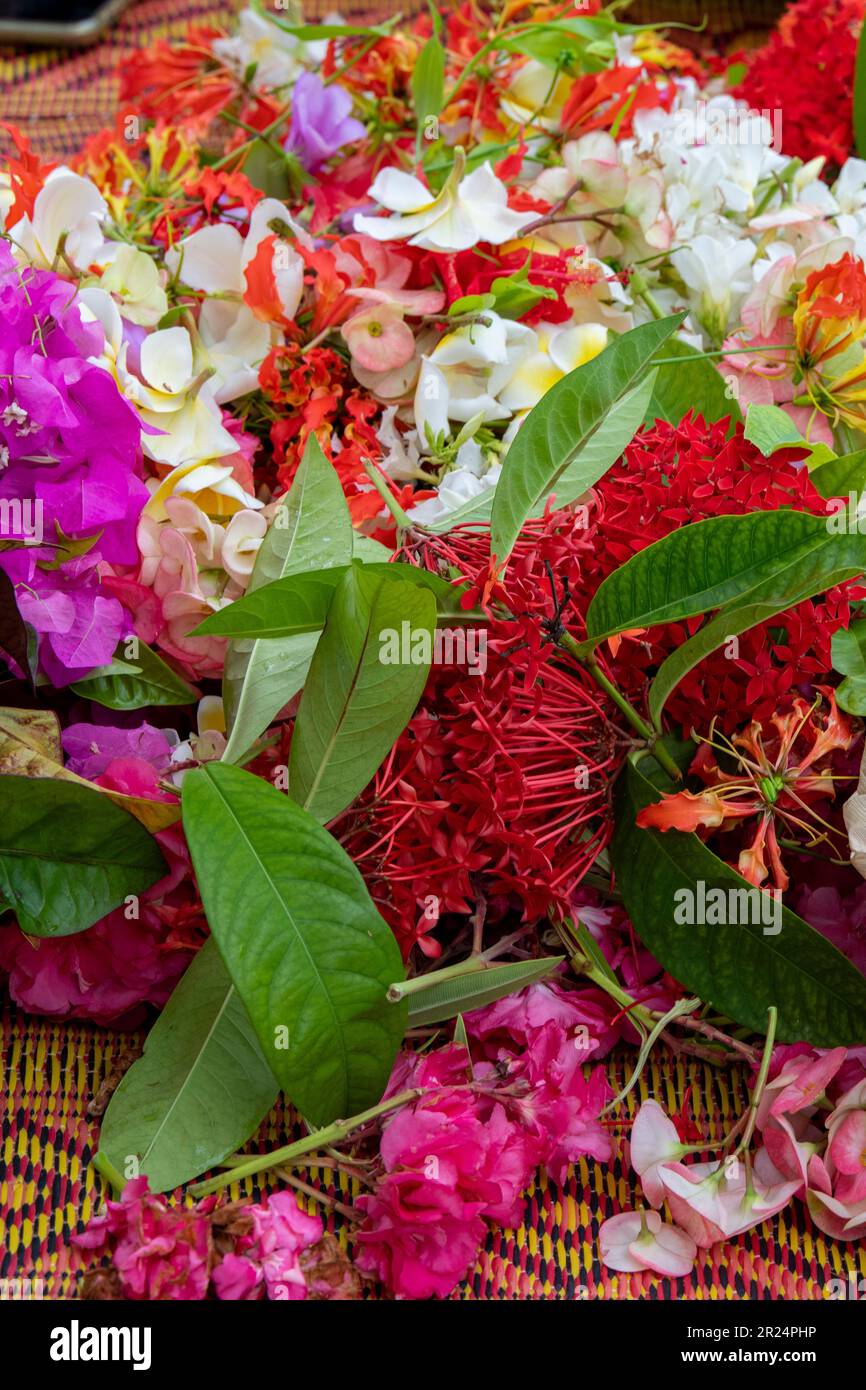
[793,253,866,369]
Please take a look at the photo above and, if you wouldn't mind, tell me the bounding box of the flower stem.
[733,1005,777,1158]
[558,632,682,781]
[189,1088,423,1198]
[93,1151,126,1197]
[360,455,414,530]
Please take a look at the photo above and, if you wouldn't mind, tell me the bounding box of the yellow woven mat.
[2,1000,863,1300]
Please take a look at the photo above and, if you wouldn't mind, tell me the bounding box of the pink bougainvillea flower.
[599,1209,696,1277]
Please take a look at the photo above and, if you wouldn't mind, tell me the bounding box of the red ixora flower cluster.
[338,511,623,959]
[734,0,866,170]
[571,413,856,734]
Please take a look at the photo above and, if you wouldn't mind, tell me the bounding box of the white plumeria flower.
[166,197,304,316]
[212,7,326,91]
[414,312,537,442]
[833,158,866,240]
[498,320,609,413]
[95,244,168,326]
[672,232,756,343]
[10,167,108,270]
[500,58,573,131]
[354,149,536,253]
[221,509,268,587]
[408,459,502,526]
[197,298,272,404]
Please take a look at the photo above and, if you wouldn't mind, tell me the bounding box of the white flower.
[500,58,573,131]
[833,158,866,240]
[414,312,537,443]
[407,460,502,526]
[672,232,756,343]
[10,167,107,270]
[212,8,326,91]
[221,509,268,586]
[354,150,535,253]
[95,244,168,326]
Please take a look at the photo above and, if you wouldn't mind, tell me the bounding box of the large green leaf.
[489,315,683,563]
[647,542,866,727]
[0,776,167,936]
[855,14,866,158]
[222,435,353,764]
[584,510,865,645]
[196,561,457,640]
[182,763,407,1125]
[71,642,198,710]
[832,620,866,714]
[611,743,866,1045]
[97,939,277,1193]
[426,368,657,534]
[289,566,436,824]
[412,34,445,152]
[644,337,742,430]
[809,449,866,500]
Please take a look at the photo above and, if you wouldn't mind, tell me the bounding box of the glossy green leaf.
[426,369,657,534]
[98,939,277,1193]
[490,315,683,563]
[611,743,866,1044]
[744,403,834,468]
[412,34,445,152]
[855,14,866,158]
[182,763,407,1125]
[406,956,564,1025]
[289,566,436,823]
[647,536,866,726]
[584,510,863,646]
[644,336,741,430]
[197,561,457,640]
[808,449,866,500]
[71,641,198,710]
[0,776,167,936]
[222,435,353,764]
[832,621,866,714]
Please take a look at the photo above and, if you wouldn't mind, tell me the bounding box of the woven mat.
[1,0,862,1302]
[2,999,863,1300]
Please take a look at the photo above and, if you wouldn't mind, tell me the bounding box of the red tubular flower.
[338,513,622,959]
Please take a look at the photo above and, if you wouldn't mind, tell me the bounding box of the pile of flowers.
[3,0,866,1302]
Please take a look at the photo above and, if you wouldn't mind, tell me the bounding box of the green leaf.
[611,743,866,1044]
[808,449,866,500]
[197,561,457,640]
[744,403,834,468]
[239,138,293,200]
[406,957,564,1026]
[98,939,277,1193]
[412,34,445,153]
[289,566,436,823]
[584,510,862,646]
[71,641,198,710]
[182,763,407,1126]
[426,369,657,534]
[222,435,353,764]
[855,13,866,158]
[0,776,167,936]
[646,526,866,726]
[490,315,683,563]
[832,621,866,713]
[744,403,804,455]
[644,337,741,430]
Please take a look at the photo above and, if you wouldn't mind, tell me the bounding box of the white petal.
[367,167,436,213]
[167,223,245,294]
[140,327,194,395]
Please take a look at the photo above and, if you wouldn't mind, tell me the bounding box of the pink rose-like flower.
[214,1192,323,1301]
[599,1210,696,1278]
[354,1169,486,1300]
[74,1178,212,1300]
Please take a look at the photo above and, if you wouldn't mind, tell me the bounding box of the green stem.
[189,1088,423,1198]
[558,632,682,781]
[387,957,484,1001]
[733,1005,777,1157]
[636,287,665,322]
[93,1151,126,1197]
[360,456,414,530]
